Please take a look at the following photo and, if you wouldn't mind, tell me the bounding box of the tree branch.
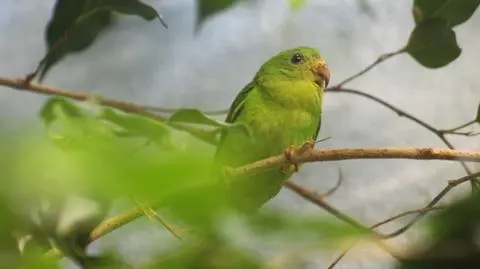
[230,147,480,177]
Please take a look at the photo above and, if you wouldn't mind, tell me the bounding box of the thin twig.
[325,88,438,133]
[385,171,480,238]
[438,120,476,134]
[371,206,445,230]
[443,131,478,137]
[326,174,475,269]
[315,167,344,199]
[327,206,445,269]
[326,173,480,268]
[332,50,404,88]
[328,244,353,269]
[326,174,480,268]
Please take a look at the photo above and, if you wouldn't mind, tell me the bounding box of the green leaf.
[40,98,118,150]
[169,109,226,127]
[289,0,307,11]
[196,0,240,29]
[104,0,168,27]
[404,18,461,68]
[40,0,165,81]
[413,0,480,27]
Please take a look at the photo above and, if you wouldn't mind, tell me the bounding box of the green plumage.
[214,47,330,212]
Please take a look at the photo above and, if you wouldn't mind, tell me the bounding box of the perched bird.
[214,46,330,212]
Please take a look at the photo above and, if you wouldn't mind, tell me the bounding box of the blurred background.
[1,0,479,268]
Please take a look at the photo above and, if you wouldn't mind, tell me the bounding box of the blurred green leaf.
[35,96,217,201]
[39,97,175,150]
[196,0,240,29]
[106,0,165,24]
[248,210,363,244]
[169,108,249,136]
[39,97,118,149]
[413,0,480,27]
[357,0,376,18]
[404,18,461,68]
[151,239,262,269]
[289,0,307,11]
[476,103,480,123]
[40,0,164,81]
[18,248,58,269]
[39,96,83,126]
[101,107,172,147]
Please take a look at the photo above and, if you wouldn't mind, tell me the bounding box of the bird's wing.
[214,81,256,159]
[224,81,256,124]
[313,116,322,141]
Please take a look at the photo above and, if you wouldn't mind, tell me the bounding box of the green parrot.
[214,46,330,212]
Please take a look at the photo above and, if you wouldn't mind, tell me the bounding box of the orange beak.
[312,60,330,87]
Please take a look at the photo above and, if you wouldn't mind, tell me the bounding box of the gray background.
[1,0,480,268]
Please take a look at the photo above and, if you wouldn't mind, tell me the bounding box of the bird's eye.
[290,53,304,64]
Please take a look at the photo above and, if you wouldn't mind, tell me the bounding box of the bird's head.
[256,46,330,89]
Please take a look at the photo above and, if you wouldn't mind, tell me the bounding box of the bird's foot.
[298,139,316,153]
[281,140,316,174]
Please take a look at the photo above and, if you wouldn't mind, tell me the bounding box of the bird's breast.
[246,105,320,158]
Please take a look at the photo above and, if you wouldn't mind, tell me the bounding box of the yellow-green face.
[257,46,330,88]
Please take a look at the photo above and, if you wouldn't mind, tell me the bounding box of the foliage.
[0,95,361,267]
[32,0,480,83]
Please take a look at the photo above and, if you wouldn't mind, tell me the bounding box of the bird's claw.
[281,140,316,174]
[298,139,316,153]
[282,146,298,173]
